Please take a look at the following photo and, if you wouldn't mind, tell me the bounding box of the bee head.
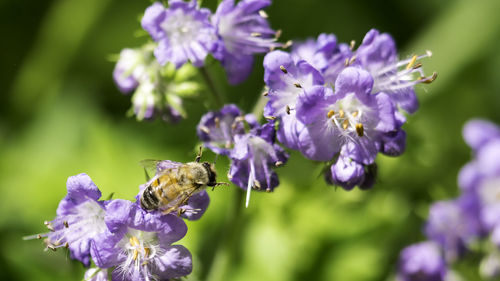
[202,162,217,186]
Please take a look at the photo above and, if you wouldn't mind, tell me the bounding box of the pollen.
[338,109,345,118]
[406,55,418,70]
[355,123,364,137]
[342,119,349,130]
[327,110,335,118]
[129,236,140,247]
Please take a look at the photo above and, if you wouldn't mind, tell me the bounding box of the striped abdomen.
[140,185,159,210]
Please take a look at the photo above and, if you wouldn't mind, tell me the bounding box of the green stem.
[205,188,244,281]
[199,66,225,108]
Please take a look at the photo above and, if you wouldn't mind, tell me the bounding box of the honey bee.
[139,150,226,215]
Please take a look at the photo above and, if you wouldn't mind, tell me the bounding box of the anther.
[44,222,54,232]
[350,40,356,51]
[199,125,210,134]
[144,247,151,257]
[406,55,418,70]
[129,236,140,247]
[37,234,42,239]
[63,221,69,228]
[279,65,288,74]
[64,242,69,248]
[426,50,433,57]
[214,117,220,128]
[48,245,57,252]
[284,40,293,48]
[412,62,423,70]
[352,110,358,117]
[327,110,335,118]
[338,109,345,118]
[423,72,438,84]
[265,116,277,120]
[344,58,349,67]
[227,173,233,180]
[355,123,364,137]
[275,161,283,167]
[294,83,302,88]
[254,179,261,190]
[275,29,282,39]
[225,141,232,149]
[133,249,139,261]
[349,56,356,65]
[342,120,349,130]
[262,91,269,96]
[266,188,271,193]
[259,10,268,18]
[251,32,262,37]
[286,105,291,115]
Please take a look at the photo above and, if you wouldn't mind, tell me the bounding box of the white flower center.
[326,93,370,138]
[161,10,203,46]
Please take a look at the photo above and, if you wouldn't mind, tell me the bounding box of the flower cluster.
[29,171,210,281]
[263,29,435,190]
[396,119,500,281]
[113,43,201,122]
[197,104,288,207]
[141,0,283,85]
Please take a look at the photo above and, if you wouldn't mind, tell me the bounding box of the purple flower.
[228,123,288,207]
[355,29,436,113]
[263,50,324,150]
[42,174,107,267]
[142,1,217,68]
[291,33,337,72]
[397,242,447,281]
[462,119,500,151]
[113,48,149,94]
[296,67,397,163]
[197,104,250,155]
[325,148,365,190]
[213,0,282,84]
[91,199,191,281]
[424,196,482,262]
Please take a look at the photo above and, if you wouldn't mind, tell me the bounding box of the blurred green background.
[1,0,500,280]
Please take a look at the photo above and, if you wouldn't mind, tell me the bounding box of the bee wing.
[139,159,183,180]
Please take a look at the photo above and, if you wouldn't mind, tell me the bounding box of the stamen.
[129,236,140,247]
[251,32,262,37]
[63,221,69,228]
[283,40,293,48]
[342,120,349,130]
[349,56,357,65]
[214,117,220,128]
[37,234,42,239]
[412,62,423,70]
[419,72,438,84]
[352,111,358,117]
[275,161,283,167]
[338,109,345,118]
[344,58,349,67]
[262,91,269,96]
[279,65,288,74]
[144,247,151,257]
[355,123,364,137]
[266,188,271,193]
[294,83,302,88]
[350,40,356,51]
[406,55,418,70]
[286,105,291,115]
[199,125,210,134]
[133,249,139,261]
[265,116,277,120]
[259,10,268,18]
[254,179,261,190]
[327,110,335,118]
[275,29,282,39]
[44,221,54,232]
[64,242,69,248]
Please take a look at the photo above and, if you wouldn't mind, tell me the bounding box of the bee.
[139,149,226,215]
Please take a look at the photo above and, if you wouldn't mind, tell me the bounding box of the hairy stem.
[199,66,225,108]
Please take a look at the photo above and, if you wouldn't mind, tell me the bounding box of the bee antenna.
[195,146,203,163]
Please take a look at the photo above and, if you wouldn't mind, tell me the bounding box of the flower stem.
[199,66,225,108]
[205,188,244,281]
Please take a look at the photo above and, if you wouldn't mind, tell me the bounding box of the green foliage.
[1,0,500,280]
